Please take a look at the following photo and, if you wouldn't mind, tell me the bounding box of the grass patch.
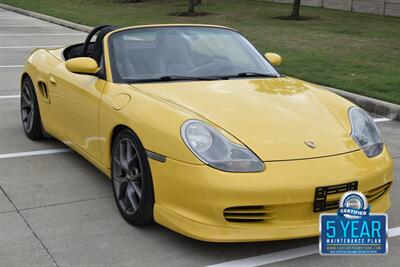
[2,0,399,104]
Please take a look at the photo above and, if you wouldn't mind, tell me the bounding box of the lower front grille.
[223,206,277,222]
[315,181,392,212]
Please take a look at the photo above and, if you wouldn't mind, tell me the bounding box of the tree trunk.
[291,0,301,18]
[188,0,195,13]
[195,0,202,5]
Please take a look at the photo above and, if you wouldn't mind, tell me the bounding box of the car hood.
[131,77,359,161]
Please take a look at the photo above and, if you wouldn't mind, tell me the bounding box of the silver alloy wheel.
[112,138,144,215]
[20,79,34,133]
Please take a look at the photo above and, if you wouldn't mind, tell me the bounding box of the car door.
[48,63,106,161]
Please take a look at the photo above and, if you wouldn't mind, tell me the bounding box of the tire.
[111,129,155,226]
[20,75,45,140]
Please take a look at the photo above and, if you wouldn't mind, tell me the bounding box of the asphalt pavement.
[0,7,399,267]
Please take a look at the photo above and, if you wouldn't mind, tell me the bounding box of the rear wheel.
[111,129,154,226]
[20,76,45,140]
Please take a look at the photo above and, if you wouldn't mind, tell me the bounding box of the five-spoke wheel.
[111,129,154,225]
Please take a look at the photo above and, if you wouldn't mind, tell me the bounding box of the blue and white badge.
[338,191,370,219]
[320,191,388,255]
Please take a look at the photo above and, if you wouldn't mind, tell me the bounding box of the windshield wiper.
[128,73,278,83]
[222,72,279,79]
[129,75,223,83]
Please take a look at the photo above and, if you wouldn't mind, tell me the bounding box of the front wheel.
[111,129,155,226]
[20,75,45,140]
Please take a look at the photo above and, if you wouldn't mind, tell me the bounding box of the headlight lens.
[349,107,383,158]
[181,120,265,172]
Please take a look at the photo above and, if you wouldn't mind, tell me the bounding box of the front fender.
[99,83,203,171]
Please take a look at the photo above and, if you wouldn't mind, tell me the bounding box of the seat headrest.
[93,26,118,64]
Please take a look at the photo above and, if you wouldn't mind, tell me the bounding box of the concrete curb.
[0,3,92,33]
[324,86,400,120]
[1,4,399,121]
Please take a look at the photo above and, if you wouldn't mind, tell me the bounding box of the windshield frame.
[106,25,282,84]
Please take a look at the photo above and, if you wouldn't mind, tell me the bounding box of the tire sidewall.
[21,76,44,140]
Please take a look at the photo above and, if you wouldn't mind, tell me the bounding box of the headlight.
[181,120,265,172]
[349,107,383,158]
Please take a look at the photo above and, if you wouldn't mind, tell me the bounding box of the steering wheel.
[83,25,113,57]
[198,55,227,66]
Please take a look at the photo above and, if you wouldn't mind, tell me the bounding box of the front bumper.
[149,147,393,242]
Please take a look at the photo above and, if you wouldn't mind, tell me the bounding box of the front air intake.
[223,206,277,222]
[365,182,392,203]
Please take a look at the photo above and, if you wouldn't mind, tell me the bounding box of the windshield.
[108,26,280,83]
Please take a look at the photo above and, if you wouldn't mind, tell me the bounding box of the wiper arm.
[129,75,223,83]
[222,72,279,79]
[160,75,226,81]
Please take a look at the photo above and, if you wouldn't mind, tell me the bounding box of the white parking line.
[0,95,19,99]
[389,226,400,237]
[0,148,71,159]
[207,245,318,267]
[0,33,85,36]
[373,118,392,123]
[0,45,62,49]
[0,65,23,68]
[206,226,400,267]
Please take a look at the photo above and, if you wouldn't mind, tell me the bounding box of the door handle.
[49,76,57,86]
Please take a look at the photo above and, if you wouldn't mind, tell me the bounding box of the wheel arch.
[109,124,145,166]
[20,72,34,93]
[111,124,131,145]
[21,72,30,84]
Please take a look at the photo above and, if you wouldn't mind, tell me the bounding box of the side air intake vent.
[38,81,49,103]
[365,182,392,203]
[223,206,277,223]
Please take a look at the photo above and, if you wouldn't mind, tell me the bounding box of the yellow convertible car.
[21,24,393,242]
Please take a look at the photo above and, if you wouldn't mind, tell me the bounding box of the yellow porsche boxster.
[21,24,393,242]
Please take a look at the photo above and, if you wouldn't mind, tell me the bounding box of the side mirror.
[264,53,282,66]
[65,57,99,75]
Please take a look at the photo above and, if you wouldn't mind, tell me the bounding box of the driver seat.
[91,26,117,65]
[156,32,195,75]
